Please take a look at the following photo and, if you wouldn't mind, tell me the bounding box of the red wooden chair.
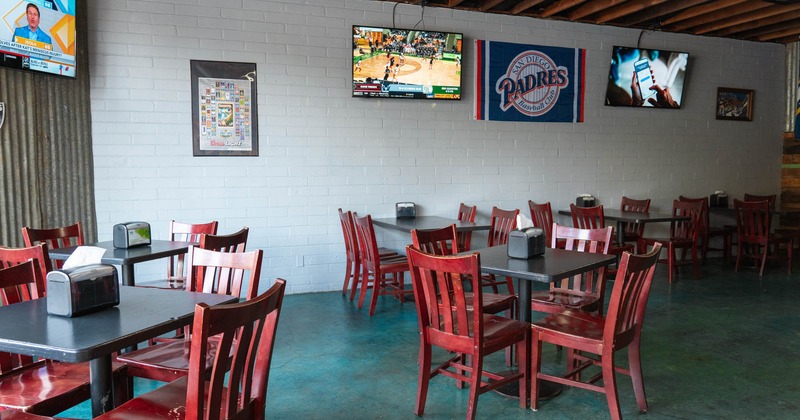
[406,246,529,420]
[638,200,703,283]
[0,243,51,297]
[456,203,477,251]
[620,196,651,246]
[116,247,263,384]
[679,196,734,264]
[528,200,555,247]
[165,220,218,288]
[734,199,792,276]
[98,279,286,420]
[743,193,777,208]
[481,206,518,294]
[530,224,613,315]
[354,214,411,316]
[0,261,129,416]
[338,209,396,299]
[570,204,634,277]
[21,222,84,269]
[530,244,662,420]
[412,225,517,364]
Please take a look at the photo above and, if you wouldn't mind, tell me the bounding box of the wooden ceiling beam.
[566,0,626,20]
[616,0,710,26]
[665,2,772,32]
[757,26,800,42]
[714,8,800,36]
[447,0,466,7]
[692,4,800,35]
[510,0,548,15]
[661,0,746,26]
[586,0,672,24]
[772,33,800,44]
[480,0,506,12]
[539,0,589,18]
[733,18,800,39]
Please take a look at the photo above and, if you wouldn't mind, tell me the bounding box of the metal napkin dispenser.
[576,194,596,207]
[710,192,728,208]
[507,227,546,259]
[46,264,120,317]
[396,202,416,218]
[113,221,151,249]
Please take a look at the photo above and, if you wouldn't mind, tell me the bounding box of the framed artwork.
[190,60,258,156]
[716,87,753,121]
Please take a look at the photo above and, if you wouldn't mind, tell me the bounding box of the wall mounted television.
[0,0,76,78]
[352,25,462,100]
[605,46,689,109]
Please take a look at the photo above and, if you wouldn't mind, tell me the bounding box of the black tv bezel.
[604,45,690,109]
[351,25,463,101]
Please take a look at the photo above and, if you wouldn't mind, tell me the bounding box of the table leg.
[89,355,114,416]
[120,264,135,286]
[494,278,561,402]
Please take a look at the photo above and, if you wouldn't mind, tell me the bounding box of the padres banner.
[474,40,585,123]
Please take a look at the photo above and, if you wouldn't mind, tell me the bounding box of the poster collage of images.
[198,77,253,148]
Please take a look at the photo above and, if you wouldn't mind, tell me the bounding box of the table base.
[493,370,562,402]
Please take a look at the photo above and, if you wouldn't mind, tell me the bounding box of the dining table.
[472,244,616,401]
[371,215,491,233]
[558,208,688,245]
[0,286,236,417]
[49,240,195,286]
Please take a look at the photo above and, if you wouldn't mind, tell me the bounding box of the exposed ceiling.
[384,0,800,44]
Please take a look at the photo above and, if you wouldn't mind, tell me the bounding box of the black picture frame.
[190,60,258,156]
[716,87,753,122]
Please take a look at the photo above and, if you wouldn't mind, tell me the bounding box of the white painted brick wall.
[88,0,785,294]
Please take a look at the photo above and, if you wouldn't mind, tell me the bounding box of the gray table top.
[49,240,195,265]
[559,208,687,223]
[372,216,491,233]
[0,286,235,362]
[469,244,615,283]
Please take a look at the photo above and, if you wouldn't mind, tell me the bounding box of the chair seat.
[478,292,516,314]
[530,290,599,313]
[0,411,61,420]
[481,315,529,353]
[95,376,212,419]
[532,310,605,348]
[0,360,128,416]
[116,339,219,383]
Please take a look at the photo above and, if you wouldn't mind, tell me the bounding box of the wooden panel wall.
[0,0,95,247]
[781,132,800,227]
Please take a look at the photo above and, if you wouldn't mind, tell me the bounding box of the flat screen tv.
[605,46,689,109]
[0,1,76,77]
[352,25,462,100]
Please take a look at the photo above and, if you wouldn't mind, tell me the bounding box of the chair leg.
[517,336,529,409]
[530,331,542,411]
[628,336,648,413]
[357,268,370,309]
[735,243,742,272]
[348,261,361,302]
[667,244,675,283]
[466,355,482,420]
[368,274,383,316]
[759,245,768,276]
[341,257,353,295]
[602,357,622,420]
[415,343,432,416]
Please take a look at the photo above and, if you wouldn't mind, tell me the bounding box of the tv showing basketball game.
[352,26,462,100]
[605,46,689,109]
[0,0,77,78]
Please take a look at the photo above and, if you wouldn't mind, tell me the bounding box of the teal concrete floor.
[58,258,800,419]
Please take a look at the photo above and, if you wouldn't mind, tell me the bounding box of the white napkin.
[62,246,106,270]
[516,214,534,229]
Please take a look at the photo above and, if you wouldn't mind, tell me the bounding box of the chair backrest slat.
[529,201,555,247]
[621,196,651,239]
[0,244,50,300]
[570,204,606,230]
[168,220,219,281]
[21,222,83,270]
[670,200,703,241]
[456,203,477,251]
[551,224,613,304]
[187,247,262,301]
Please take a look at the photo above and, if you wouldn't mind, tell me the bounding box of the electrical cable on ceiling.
[636,29,643,49]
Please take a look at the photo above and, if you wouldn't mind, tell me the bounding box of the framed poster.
[716,87,753,121]
[191,60,258,156]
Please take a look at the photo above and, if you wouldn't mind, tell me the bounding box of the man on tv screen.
[13,3,52,45]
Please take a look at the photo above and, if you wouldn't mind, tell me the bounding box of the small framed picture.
[716,87,753,121]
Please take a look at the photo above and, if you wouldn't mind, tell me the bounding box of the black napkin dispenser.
[576,194,596,207]
[507,227,546,259]
[46,264,120,317]
[113,221,151,249]
[710,193,728,208]
[396,202,416,218]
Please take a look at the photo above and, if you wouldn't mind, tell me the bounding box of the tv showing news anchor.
[0,0,76,78]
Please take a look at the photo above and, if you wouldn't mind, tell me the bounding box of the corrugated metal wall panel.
[0,0,95,247]
[786,41,799,133]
